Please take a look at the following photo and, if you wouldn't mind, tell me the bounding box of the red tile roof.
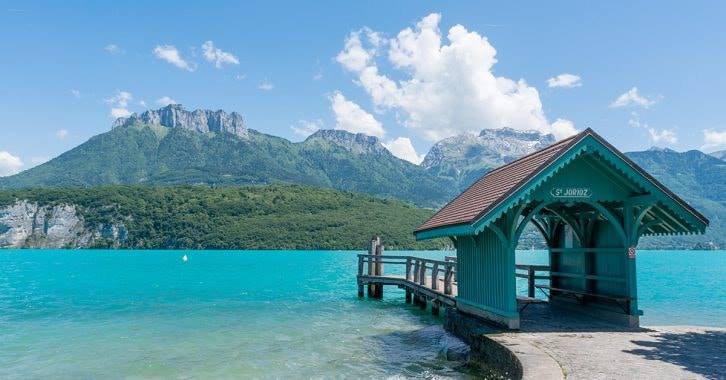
[416,128,709,234]
[415,130,586,233]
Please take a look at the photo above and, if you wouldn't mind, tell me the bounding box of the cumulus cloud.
[156,96,178,106]
[56,129,68,139]
[70,89,81,98]
[702,129,726,151]
[383,137,424,164]
[153,45,195,71]
[610,87,658,108]
[258,80,274,91]
[104,44,124,55]
[648,128,677,145]
[330,92,385,138]
[105,90,133,119]
[547,73,582,88]
[291,119,323,138]
[0,151,23,176]
[628,112,677,146]
[336,13,576,141]
[201,41,240,68]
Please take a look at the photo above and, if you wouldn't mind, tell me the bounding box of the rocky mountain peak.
[648,146,677,153]
[304,129,388,155]
[112,104,248,138]
[421,127,555,170]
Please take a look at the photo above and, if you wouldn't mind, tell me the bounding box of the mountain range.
[1,105,724,248]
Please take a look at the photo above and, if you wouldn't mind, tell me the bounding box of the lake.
[0,249,723,378]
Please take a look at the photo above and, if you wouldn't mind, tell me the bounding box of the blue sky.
[1,1,725,174]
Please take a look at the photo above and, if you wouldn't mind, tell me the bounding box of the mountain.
[710,150,726,161]
[422,128,555,190]
[625,149,726,248]
[0,185,447,249]
[0,105,454,207]
[113,104,248,137]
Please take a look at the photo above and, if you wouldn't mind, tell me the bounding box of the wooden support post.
[405,257,412,281]
[431,301,440,316]
[528,266,535,298]
[405,290,412,303]
[358,283,364,298]
[413,260,420,283]
[431,263,439,291]
[367,237,375,297]
[419,260,426,286]
[374,244,384,298]
[444,264,453,295]
[419,296,427,309]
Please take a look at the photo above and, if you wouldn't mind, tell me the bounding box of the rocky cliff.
[422,128,556,189]
[0,201,126,248]
[113,104,248,138]
[303,129,390,156]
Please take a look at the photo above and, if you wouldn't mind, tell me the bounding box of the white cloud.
[110,108,132,118]
[547,73,582,88]
[201,41,240,68]
[234,74,246,80]
[313,72,323,80]
[383,137,424,164]
[258,81,274,91]
[610,87,658,108]
[629,112,677,145]
[702,129,726,151]
[56,129,68,139]
[153,45,194,71]
[139,100,148,108]
[105,90,133,119]
[648,128,677,145]
[336,13,575,142]
[104,44,124,55]
[70,89,81,98]
[330,91,385,138]
[156,96,178,106]
[291,119,323,138]
[0,151,23,176]
[550,119,578,139]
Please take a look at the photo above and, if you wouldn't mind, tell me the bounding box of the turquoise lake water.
[0,249,724,378]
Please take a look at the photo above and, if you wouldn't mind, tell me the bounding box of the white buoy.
[182,254,188,262]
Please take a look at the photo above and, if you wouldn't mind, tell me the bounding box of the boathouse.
[414,128,708,329]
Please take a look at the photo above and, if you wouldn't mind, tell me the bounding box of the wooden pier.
[356,242,550,317]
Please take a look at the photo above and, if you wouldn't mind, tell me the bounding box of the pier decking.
[356,253,549,316]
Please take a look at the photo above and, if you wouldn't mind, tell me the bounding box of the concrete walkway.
[500,304,725,379]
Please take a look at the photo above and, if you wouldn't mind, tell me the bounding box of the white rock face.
[0,201,125,248]
[112,104,247,138]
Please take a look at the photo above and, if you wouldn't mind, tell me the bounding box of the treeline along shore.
[0,185,449,250]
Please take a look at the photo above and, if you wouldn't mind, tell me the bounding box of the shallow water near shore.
[0,249,723,378]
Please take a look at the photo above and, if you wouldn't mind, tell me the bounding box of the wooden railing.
[357,254,457,296]
[515,264,551,298]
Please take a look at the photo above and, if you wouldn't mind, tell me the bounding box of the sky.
[1,1,726,175]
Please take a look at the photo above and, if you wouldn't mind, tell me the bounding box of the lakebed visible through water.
[0,249,724,378]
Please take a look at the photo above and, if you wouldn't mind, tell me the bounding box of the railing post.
[413,260,420,283]
[431,263,439,290]
[444,264,453,295]
[405,257,412,281]
[374,244,383,298]
[419,260,426,286]
[528,265,536,298]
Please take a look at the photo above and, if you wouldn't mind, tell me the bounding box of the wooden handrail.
[357,254,457,295]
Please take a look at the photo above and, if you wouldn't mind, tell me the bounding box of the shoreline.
[445,306,726,380]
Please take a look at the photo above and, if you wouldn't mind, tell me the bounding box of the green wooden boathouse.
[414,128,709,329]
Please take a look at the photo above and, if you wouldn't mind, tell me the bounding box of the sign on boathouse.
[550,187,592,199]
